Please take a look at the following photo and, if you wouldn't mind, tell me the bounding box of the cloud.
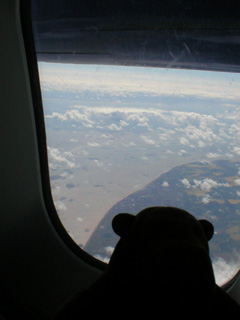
[207,153,221,159]
[178,149,187,155]
[179,125,220,144]
[193,178,229,192]
[180,178,191,188]
[93,254,110,263]
[180,137,190,146]
[87,142,100,147]
[94,159,104,168]
[126,113,150,128]
[234,179,240,186]
[105,246,114,255]
[181,177,230,193]
[198,140,206,148]
[158,132,170,141]
[120,120,129,127]
[55,200,67,212]
[140,135,157,145]
[46,112,68,121]
[233,147,240,156]
[51,185,61,196]
[162,181,169,187]
[46,109,94,128]
[107,123,122,131]
[101,134,114,139]
[47,147,76,168]
[64,151,74,158]
[44,104,236,157]
[201,194,211,204]
[125,142,136,147]
[212,252,240,286]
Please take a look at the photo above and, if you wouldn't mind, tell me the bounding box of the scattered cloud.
[193,178,229,192]
[162,181,169,187]
[201,194,211,204]
[234,179,240,186]
[94,159,104,168]
[207,153,221,159]
[44,104,239,159]
[180,178,191,188]
[107,123,122,131]
[180,137,190,146]
[93,254,110,263]
[140,135,157,145]
[180,177,230,194]
[233,147,240,156]
[87,142,100,147]
[120,120,129,127]
[179,124,220,144]
[47,147,76,168]
[105,246,114,255]
[198,140,205,148]
[64,151,74,158]
[178,150,187,155]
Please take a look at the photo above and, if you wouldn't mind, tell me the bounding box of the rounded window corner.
[20,0,108,271]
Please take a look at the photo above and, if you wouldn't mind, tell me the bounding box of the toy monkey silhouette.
[55,206,240,319]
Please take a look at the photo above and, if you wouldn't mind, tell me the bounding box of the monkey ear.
[112,213,135,237]
[199,219,214,241]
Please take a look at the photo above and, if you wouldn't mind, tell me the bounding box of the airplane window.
[37,62,240,286]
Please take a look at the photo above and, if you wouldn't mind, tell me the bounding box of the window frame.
[20,0,240,288]
[20,0,106,271]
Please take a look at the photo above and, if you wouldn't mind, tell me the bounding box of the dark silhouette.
[55,207,240,319]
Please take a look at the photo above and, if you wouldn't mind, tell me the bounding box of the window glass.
[38,62,240,286]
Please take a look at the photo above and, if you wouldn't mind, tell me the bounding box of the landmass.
[84,159,240,264]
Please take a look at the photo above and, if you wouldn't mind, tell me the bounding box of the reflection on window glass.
[38,63,240,286]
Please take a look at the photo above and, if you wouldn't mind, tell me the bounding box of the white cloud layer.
[39,63,240,100]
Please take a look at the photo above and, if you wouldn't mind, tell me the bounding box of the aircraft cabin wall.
[0,1,102,319]
[0,0,240,319]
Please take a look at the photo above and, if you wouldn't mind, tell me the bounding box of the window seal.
[19,0,106,272]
